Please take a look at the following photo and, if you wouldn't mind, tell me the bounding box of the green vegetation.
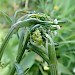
[0,0,75,75]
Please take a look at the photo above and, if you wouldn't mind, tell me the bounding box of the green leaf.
[0,11,12,25]
[62,54,75,62]
[20,51,36,71]
[58,62,73,75]
[0,64,10,75]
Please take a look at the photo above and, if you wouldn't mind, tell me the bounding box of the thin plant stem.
[25,0,29,10]
[30,42,49,64]
[0,18,47,62]
[48,44,58,75]
[9,24,41,75]
[45,33,58,75]
[0,27,15,61]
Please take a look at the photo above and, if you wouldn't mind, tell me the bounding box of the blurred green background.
[0,0,75,75]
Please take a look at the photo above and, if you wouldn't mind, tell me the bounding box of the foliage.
[0,0,75,75]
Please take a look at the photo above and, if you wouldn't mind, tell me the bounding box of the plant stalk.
[45,33,58,75]
[48,44,58,75]
[25,0,29,10]
[9,24,41,75]
[0,18,46,62]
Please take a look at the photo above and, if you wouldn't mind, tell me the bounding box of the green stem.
[9,24,41,75]
[0,27,15,61]
[9,28,28,75]
[48,44,58,75]
[45,33,58,75]
[16,31,30,63]
[0,18,46,62]
[25,0,29,10]
[30,42,48,55]
[30,42,49,64]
